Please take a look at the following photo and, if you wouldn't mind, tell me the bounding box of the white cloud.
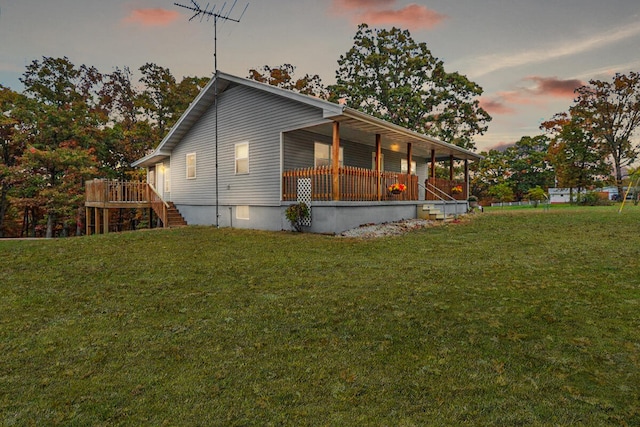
[458,21,640,78]
[571,59,640,81]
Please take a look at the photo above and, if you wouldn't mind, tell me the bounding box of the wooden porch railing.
[426,177,467,201]
[283,166,418,201]
[147,184,169,227]
[85,179,168,227]
[85,180,148,204]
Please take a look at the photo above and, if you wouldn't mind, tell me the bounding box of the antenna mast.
[175,0,248,228]
[174,0,249,72]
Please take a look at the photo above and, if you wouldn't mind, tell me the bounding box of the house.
[548,188,584,204]
[88,71,482,234]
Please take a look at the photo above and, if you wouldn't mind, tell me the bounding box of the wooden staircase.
[165,202,187,227]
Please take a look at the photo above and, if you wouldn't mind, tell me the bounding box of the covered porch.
[281,113,477,205]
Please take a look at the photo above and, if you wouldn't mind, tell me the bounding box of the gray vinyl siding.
[170,85,322,206]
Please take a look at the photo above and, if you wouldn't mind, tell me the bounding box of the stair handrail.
[147,183,169,227]
[418,182,445,202]
[425,181,457,201]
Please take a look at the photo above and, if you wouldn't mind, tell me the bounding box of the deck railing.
[147,184,169,227]
[426,177,467,201]
[283,166,418,201]
[85,179,168,227]
[85,180,148,204]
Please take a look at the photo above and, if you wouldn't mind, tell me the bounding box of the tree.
[504,135,555,200]
[99,66,155,180]
[18,56,104,237]
[138,64,209,139]
[470,149,510,199]
[20,142,96,237]
[541,113,611,198]
[570,72,640,196]
[248,64,327,98]
[329,24,491,150]
[526,186,547,207]
[471,136,554,202]
[488,182,514,204]
[0,86,27,237]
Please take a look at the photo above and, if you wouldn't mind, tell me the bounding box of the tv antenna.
[174,0,248,228]
[174,0,249,72]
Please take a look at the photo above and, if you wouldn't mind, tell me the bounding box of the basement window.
[236,206,250,220]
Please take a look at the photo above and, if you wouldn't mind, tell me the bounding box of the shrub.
[285,202,310,232]
[577,191,612,206]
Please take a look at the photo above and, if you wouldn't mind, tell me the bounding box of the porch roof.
[133,71,482,168]
[314,108,481,162]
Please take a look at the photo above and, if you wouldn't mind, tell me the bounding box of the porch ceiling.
[302,112,481,162]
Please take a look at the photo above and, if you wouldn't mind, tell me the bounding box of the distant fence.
[491,200,550,207]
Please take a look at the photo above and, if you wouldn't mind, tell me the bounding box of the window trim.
[235,142,250,175]
[401,158,417,174]
[236,205,250,220]
[314,141,343,167]
[186,153,197,180]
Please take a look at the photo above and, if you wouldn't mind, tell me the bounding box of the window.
[186,153,196,179]
[164,166,171,193]
[371,152,384,170]
[314,142,343,167]
[235,143,249,174]
[401,158,417,174]
[236,206,250,220]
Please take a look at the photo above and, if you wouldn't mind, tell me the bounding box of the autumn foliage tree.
[329,24,491,150]
[248,64,327,98]
[569,72,640,195]
[0,86,27,237]
[0,57,210,237]
[541,112,611,198]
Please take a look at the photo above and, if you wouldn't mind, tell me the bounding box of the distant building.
[548,187,619,203]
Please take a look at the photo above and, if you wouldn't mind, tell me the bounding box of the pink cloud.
[359,4,448,29]
[335,0,396,10]
[479,97,516,115]
[124,9,180,27]
[481,76,583,117]
[331,0,447,30]
[497,90,544,106]
[525,76,585,98]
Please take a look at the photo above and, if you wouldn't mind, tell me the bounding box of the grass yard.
[1,206,639,426]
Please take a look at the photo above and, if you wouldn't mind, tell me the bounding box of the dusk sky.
[1,0,639,151]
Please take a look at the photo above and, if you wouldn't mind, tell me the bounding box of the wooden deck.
[84,180,185,234]
[85,180,151,208]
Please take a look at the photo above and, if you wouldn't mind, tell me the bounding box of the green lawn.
[1,206,639,426]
